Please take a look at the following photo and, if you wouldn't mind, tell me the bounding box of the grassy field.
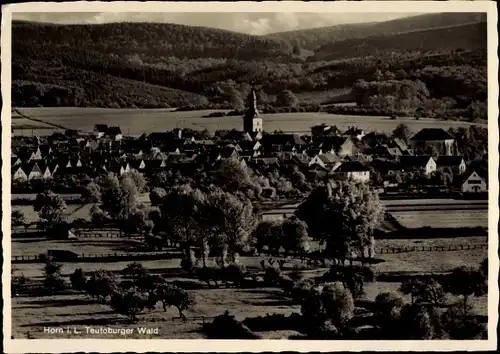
[12,204,93,224]
[392,210,488,228]
[11,237,146,258]
[11,279,487,339]
[12,107,484,137]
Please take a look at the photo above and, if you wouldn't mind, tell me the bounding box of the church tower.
[243,84,263,134]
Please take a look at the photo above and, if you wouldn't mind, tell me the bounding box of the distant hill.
[267,13,487,51]
[310,22,487,62]
[13,20,293,61]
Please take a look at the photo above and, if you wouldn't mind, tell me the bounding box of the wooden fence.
[377,243,488,254]
[12,243,487,264]
[12,251,183,264]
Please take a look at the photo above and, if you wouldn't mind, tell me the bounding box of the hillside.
[310,22,487,62]
[11,18,487,118]
[267,12,487,51]
[13,20,293,62]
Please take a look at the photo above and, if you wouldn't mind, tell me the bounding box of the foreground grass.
[12,238,146,258]
[11,280,487,339]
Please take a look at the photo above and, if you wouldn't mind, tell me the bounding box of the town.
[11,88,488,198]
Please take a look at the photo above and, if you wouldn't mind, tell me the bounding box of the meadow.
[12,107,484,137]
[11,245,488,339]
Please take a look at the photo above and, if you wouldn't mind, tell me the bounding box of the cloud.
[12,12,417,35]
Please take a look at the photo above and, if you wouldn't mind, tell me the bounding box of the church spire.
[243,82,263,134]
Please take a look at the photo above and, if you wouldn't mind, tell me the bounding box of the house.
[107,126,123,141]
[399,156,437,175]
[436,156,467,175]
[311,124,341,138]
[308,152,339,170]
[94,124,109,138]
[461,170,487,193]
[16,162,44,180]
[329,161,371,183]
[28,147,43,161]
[313,136,358,157]
[12,165,28,181]
[409,128,456,156]
[261,133,307,154]
[343,126,366,140]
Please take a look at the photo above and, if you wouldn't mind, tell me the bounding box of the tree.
[206,188,257,266]
[122,170,147,193]
[147,283,196,321]
[392,123,411,144]
[230,89,244,111]
[110,288,149,322]
[42,258,66,294]
[85,270,119,302]
[70,268,86,291]
[292,41,301,56]
[11,210,26,228]
[321,283,355,330]
[276,89,299,107]
[149,187,167,206]
[81,181,101,204]
[122,262,149,283]
[398,304,436,339]
[295,181,384,264]
[157,184,208,267]
[281,216,311,256]
[210,159,257,195]
[33,191,67,230]
[399,278,426,304]
[123,203,153,236]
[444,266,487,317]
[251,220,282,255]
[374,291,404,333]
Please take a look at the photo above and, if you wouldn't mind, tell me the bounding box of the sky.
[12,12,419,35]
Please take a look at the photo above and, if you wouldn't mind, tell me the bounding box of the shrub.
[69,268,86,291]
[204,311,260,339]
[398,304,436,339]
[110,288,149,322]
[441,302,486,339]
[12,274,28,296]
[221,263,247,286]
[263,265,282,286]
[321,283,355,329]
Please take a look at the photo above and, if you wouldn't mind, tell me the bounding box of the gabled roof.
[436,156,465,167]
[261,133,306,146]
[399,155,434,168]
[94,124,108,133]
[410,128,453,141]
[331,160,370,172]
[107,126,122,135]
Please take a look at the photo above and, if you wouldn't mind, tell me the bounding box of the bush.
[109,288,149,322]
[204,311,260,339]
[441,302,486,339]
[398,304,436,339]
[243,313,302,332]
[221,263,247,286]
[69,268,86,291]
[321,283,355,328]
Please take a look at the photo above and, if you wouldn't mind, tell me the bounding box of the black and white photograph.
[1,1,498,352]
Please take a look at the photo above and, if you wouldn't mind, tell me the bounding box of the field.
[11,107,484,137]
[392,210,488,228]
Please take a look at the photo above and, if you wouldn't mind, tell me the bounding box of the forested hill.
[12,18,487,119]
[267,12,487,51]
[13,20,294,61]
[311,22,487,62]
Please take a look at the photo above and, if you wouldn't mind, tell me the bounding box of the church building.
[243,85,263,134]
